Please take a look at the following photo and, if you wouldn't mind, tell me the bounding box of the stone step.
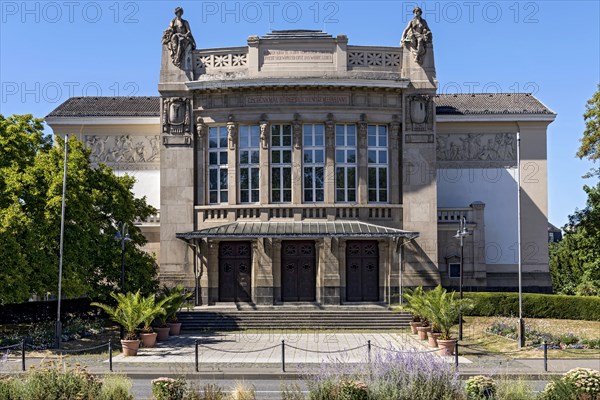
[178,309,412,331]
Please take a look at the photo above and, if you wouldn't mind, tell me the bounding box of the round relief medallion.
[239,264,248,273]
[285,263,295,271]
[223,263,233,273]
[366,263,376,272]
[302,263,312,270]
[350,263,359,270]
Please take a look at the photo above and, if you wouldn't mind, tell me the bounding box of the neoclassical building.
[46,10,556,306]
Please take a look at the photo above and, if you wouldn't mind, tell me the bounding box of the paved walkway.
[111,332,472,365]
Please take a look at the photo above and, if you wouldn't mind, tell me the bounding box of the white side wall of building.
[437,168,518,265]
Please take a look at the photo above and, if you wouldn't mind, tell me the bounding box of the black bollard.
[281,340,286,372]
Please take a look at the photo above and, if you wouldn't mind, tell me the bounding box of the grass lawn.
[459,316,600,359]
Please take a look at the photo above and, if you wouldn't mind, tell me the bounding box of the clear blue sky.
[1,1,599,227]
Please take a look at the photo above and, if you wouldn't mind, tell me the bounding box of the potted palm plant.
[139,294,171,348]
[422,285,445,347]
[400,286,428,335]
[426,286,474,356]
[91,291,147,356]
[161,285,192,336]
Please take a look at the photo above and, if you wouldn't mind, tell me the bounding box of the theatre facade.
[46,9,556,305]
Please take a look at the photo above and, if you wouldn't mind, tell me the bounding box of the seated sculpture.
[162,7,196,68]
[401,7,432,65]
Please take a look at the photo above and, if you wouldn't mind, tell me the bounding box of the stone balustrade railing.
[195,204,403,223]
[194,47,249,75]
[346,46,402,70]
[134,210,161,225]
[437,207,473,224]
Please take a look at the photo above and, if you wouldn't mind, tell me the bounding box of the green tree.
[0,114,159,304]
[577,84,600,160]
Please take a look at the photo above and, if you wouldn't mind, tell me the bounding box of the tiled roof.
[435,93,555,115]
[46,96,160,118]
[46,93,554,119]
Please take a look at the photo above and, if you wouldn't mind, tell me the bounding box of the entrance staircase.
[178,304,412,331]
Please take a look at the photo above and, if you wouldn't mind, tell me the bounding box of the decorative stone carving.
[358,113,368,146]
[292,113,302,149]
[163,97,191,135]
[227,115,237,150]
[436,133,517,167]
[390,115,401,149]
[401,6,432,65]
[196,117,206,138]
[162,7,196,69]
[85,135,160,168]
[408,94,432,131]
[259,114,269,150]
[325,113,335,149]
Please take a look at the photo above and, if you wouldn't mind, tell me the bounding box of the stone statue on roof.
[162,7,196,69]
[401,6,432,65]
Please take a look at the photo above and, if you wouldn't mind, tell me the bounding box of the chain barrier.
[370,343,441,354]
[0,343,22,351]
[197,343,280,354]
[284,343,367,354]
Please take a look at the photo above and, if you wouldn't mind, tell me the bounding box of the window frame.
[335,124,358,203]
[238,125,261,204]
[302,124,325,203]
[270,124,293,203]
[207,126,229,205]
[367,124,389,203]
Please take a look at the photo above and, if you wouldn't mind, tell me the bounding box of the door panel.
[281,241,316,302]
[346,241,379,301]
[219,242,252,302]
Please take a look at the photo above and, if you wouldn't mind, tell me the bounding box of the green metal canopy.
[176,221,419,240]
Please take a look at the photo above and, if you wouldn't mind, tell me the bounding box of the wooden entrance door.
[218,242,252,302]
[346,241,379,301]
[281,241,316,302]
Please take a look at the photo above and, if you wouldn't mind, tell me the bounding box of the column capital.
[292,113,302,149]
[227,114,238,150]
[259,113,270,150]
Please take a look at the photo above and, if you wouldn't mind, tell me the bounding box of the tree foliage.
[0,114,159,304]
[577,84,600,161]
[549,181,600,296]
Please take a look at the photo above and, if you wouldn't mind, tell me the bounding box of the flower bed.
[487,318,600,349]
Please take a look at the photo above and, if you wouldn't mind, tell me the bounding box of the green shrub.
[152,377,186,400]
[495,378,536,400]
[0,376,23,400]
[541,368,600,400]
[465,376,496,399]
[100,374,134,400]
[464,292,600,321]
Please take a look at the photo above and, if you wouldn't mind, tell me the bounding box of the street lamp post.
[114,222,131,339]
[454,216,470,341]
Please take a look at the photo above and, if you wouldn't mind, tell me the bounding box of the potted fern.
[91,291,147,356]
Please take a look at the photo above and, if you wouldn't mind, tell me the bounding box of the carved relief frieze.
[85,135,160,169]
[437,133,517,167]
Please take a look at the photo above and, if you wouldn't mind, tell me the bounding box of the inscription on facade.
[262,49,333,63]
[245,94,350,106]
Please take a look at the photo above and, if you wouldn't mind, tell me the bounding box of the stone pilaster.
[292,114,303,209]
[253,239,274,305]
[325,114,336,208]
[259,116,270,215]
[206,240,219,304]
[339,240,347,303]
[378,239,390,302]
[319,238,340,305]
[272,239,282,303]
[402,93,440,288]
[226,115,238,206]
[389,115,402,223]
[196,118,207,206]
[357,114,368,219]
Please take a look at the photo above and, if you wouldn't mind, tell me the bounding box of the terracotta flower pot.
[167,322,182,336]
[428,332,441,347]
[140,332,157,348]
[437,339,457,356]
[416,326,431,340]
[121,339,140,356]
[155,326,171,341]
[410,321,424,334]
